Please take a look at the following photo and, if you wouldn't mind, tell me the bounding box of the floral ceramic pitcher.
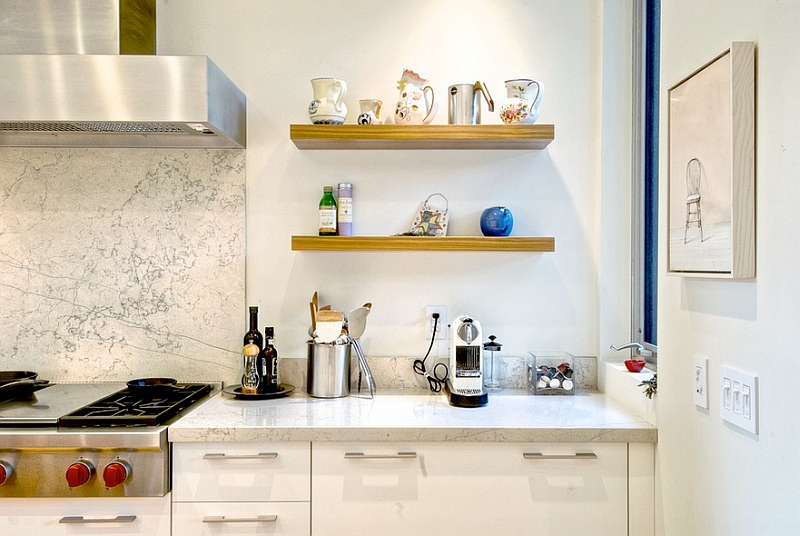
[499,79,545,124]
[395,69,438,125]
[308,78,347,124]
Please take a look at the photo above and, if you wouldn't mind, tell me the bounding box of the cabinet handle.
[202,452,278,460]
[344,451,417,459]
[203,515,277,523]
[59,515,136,524]
[523,452,598,460]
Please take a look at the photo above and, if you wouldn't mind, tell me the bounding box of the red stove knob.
[102,460,131,488]
[65,460,94,488]
[0,460,13,485]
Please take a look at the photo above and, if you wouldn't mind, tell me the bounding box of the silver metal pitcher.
[447,81,494,124]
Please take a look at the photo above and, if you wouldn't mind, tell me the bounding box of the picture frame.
[667,41,755,278]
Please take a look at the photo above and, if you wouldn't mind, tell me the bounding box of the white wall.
[658,1,800,534]
[157,0,618,366]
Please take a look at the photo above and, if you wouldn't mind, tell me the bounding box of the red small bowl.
[624,359,646,372]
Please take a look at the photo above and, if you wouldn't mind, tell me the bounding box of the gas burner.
[58,383,212,428]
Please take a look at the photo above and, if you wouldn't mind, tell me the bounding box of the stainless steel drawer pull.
[203,515,278,523]
[203,452,278,460]
[59,515,136,524]
[523,452,598,460]
[344,451,417,459]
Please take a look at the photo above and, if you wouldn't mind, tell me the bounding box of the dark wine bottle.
[243,306,263,350]
[261,327,279,393]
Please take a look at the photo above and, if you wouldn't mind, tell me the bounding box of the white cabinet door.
[311,442,627,536]
[0,495,170,536]
[172,442,310,502]
[518,443,628,535]
[173,501,310,536]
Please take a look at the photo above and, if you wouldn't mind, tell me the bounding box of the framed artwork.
[667,41,755,278]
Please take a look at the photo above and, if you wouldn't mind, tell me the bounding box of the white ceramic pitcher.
[308,78,348,124]
[499,79,545,124]
[357,99,383,125]
[395,69,437,125]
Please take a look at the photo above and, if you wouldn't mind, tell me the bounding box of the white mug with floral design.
[499,79,545,124]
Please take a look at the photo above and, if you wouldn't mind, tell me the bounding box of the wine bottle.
[261,327,279,393]
[318,186,337,236]
[243,306,263,350]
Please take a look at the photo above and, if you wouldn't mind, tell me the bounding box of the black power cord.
[413,313,449,392]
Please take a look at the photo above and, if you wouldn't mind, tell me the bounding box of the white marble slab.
[168,389,657,444]
[0,148,245,384]
[279,355,598,392]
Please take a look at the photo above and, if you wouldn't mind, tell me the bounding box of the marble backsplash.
[0,148,245,383]
[280,355,598,393]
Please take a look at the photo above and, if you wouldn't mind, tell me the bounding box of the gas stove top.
[0,382,213,428]
[59,383,212,428]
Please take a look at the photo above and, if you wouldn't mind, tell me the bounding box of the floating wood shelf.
[291,236,555,252]
[289,124,555,150]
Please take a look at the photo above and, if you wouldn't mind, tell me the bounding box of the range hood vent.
[0,0,246,148]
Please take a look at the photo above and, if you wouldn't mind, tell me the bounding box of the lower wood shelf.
[291,236,555,252]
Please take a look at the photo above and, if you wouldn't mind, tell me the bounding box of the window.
[633,0,659,362]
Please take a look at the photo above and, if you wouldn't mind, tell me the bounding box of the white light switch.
[722,378,732,409]
[693,356,709,408]
[720,365,758,434]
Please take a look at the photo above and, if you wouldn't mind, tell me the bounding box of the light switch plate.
[720,365,758,434]
[693,356,708,408]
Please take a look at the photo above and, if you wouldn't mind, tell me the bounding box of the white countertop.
[168,389,657,443]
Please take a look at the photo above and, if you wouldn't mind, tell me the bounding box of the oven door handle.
[203,515,278,523]
[202,452,278,460]
[59,515,137,524]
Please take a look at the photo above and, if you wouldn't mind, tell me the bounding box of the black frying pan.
[126,377,178,396]
[0,371,49,401]
[0,371,38,384]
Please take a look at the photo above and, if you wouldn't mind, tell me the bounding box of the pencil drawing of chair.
[684,157,704,243]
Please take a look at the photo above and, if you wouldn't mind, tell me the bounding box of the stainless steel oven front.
[0,427,169,498]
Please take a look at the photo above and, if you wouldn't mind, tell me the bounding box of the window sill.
[602,362,657,425]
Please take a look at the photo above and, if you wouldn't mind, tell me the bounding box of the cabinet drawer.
[516,442,628,535]
[172,442,310,502]
[312,442,627,536]
[172,501,309,536]
[0,495,170,536]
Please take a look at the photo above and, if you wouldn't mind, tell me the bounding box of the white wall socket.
[720,365,758,434]
[425,306,448,339]
[693,356,709,409]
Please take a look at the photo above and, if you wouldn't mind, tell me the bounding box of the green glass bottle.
[318,186,337,236]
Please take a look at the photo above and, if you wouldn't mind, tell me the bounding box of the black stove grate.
[58,383,212,428]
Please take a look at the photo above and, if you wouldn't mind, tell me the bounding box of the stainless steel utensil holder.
[307,341,351,398]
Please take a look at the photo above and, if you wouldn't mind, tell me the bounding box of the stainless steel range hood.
[0,0,246,148]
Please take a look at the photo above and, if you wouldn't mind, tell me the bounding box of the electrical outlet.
[720,365,758,434]
[425,306,448,339]
[693,356,708,408]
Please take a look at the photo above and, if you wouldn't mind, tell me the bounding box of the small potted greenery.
[639,374,657,399]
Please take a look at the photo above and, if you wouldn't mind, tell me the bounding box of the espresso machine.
[446,315,489,407]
